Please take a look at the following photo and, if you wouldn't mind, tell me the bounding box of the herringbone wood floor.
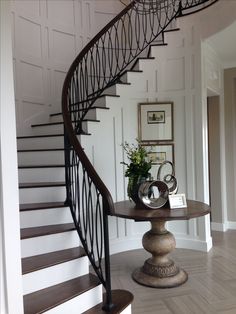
[109,231,236,314]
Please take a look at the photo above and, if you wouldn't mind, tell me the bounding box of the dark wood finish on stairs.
[21,223,75,239]
[23,273,101,314]
[22,247,86,274]
[18,164,64,169]
[150,43,168,47]
[20,202,67,211]
[19,182,65,188]
[18,148,66,152]
[115,81,131,86]
[125,69,143,73]
[31,119,100,128]
[17,134,64,139]
[164,27,181,33]
[49,100,117,118]
[83,290,133,314]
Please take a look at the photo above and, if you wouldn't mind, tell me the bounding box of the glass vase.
[127,176,147,204]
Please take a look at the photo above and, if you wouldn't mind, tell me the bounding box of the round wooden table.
[112,200,210,288]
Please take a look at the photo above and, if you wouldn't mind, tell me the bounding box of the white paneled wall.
[13,1,236,256]
[79,18,214,253]
[11,0,123,135]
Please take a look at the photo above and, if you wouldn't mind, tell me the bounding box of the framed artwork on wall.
[142,143,174,180]
[138,102,173,142]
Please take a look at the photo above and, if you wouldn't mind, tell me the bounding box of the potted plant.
[121,140,152,203]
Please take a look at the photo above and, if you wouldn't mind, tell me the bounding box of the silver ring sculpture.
[138,161,178,209]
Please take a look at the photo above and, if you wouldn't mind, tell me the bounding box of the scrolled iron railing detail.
[62,0,218,310]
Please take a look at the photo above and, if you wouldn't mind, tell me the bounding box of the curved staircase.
[17,0,218,313]
[18,130,133,313]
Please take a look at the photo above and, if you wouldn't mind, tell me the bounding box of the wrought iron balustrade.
[62,0,218,311]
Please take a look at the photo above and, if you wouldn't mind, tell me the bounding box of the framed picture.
[138,102,173,142]
[143,143,174,180]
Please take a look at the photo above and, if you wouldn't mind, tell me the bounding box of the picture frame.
[142,143,174,180]
[168,194,187,209]
[138,102,173,142]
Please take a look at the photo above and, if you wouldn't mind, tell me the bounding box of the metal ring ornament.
[138,180,169,209]
[157,161,178,195]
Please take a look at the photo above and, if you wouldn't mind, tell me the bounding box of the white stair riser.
[123,71,143,85]
[20,207,72,228]
[121,305,132,314]
[31,124,64,135]
[49,115,63,123]
[17,136,64,150]
[21,231,79,257]
[104,84,131,96]
[19,186,66,203]
[50,108,97,123]
[149,44,167,58]
[23,256,88,294]
[45,285,102,314]
[18,167,65,183]
[31,121,91,136]
[18,151,64,166]
[132,58,155,71]
[94,97,107,108]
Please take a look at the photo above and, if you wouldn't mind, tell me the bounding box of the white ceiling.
[207,20,236,69]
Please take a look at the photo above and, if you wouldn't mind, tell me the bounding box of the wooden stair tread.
[19,181,65,188]
[137,56,155,60]
[19,164,64,169]
[50,105,112,117]
[164,27,180,33]
[31,119,100,128]
[22,247,86,274]
[21,223,75,239]
[125,69,143,73]
[151,42,168,46]
[23,273,100,314]
[18,148,66,152]
[17,134,64,139]
[100,94,120,98]
[83,289,134,314]
[115,81,131,85]
[20,202,67,211]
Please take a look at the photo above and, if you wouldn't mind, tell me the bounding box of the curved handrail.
[62,0,218,310]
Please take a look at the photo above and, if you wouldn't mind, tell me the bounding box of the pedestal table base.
[132,220,188,288]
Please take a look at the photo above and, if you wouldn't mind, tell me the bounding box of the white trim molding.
[175,236,212,252]
[226,221,236,231]
[211,221,236,232]
[211,222,228,232]
[109,233,212,256]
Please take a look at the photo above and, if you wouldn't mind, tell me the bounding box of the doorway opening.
[207,95,223,228]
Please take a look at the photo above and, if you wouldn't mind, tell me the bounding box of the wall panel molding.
[11,0,122,135]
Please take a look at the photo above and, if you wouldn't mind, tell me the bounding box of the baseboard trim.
[110,235,212,255]
[226,221,236,230]
[211,222,227,232]
[175,236,212,252]
[211,221,236,231]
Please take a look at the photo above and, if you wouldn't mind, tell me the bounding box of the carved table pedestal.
[113,200,210,288]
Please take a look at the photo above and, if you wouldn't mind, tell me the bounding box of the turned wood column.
[132,220,188,288]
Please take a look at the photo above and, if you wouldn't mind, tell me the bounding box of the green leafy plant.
[121,140,152,200]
